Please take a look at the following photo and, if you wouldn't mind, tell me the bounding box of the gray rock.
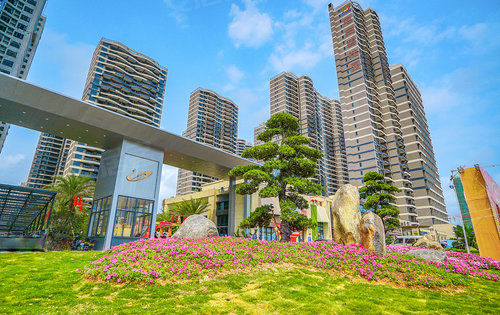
[360,211,386,256]
[171,215,219,239]
[332,184,361,245]
[406,249,447,262]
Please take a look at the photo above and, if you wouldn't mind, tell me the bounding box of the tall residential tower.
[0,0,46,153]
[62,39,167,178]
[390,64,447,226]
[328,2,416,222]
[176,88,238,195]
[258,72,348,196]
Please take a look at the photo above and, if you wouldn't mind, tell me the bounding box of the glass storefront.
[216,200,228,236]
[88,196,111,237]
[259,227,277,241]
[113,196,153,238]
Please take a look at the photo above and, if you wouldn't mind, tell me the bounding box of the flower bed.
[81,237,500,287]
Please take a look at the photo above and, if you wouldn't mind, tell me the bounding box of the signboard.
[119,154,159,200]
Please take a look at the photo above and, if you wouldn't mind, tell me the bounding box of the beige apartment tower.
[62,38,167,179]
[258,72,348,196]
[390,64,447,226]
[176,88,238,196]
[328,2,416,223]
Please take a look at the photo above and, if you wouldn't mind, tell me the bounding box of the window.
[20,15,31,22]
[24,6,34,14]
[2,59,14,67]
[10,41,20,48]
[216,200,229,236]
[258,227,276,241]
[88,196,111,237]
[13,32,24,40]
[27,0,38,6]
[113,196,153,238]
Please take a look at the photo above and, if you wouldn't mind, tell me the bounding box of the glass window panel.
[141,214,151,237]
[89,213,98,236]
[123,211,134,237]
[113,210,126,237]
[117,196,127,210]
[126,197,136,211]
[100,211,109,237]
[136,199,146,212]
[147,201,154,213]
[134,213,144,237]
[105,196,112,211]
[97,210,109,236]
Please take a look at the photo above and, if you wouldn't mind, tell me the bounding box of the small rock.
[171,215,219,239]
[406,249,447,262]
[360,211,386,256]
[332,184,361,245]
[413,234,444,251]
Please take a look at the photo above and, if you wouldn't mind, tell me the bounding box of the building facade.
[262,72,348,196]
[166,179,334,241]
[176,88,238,196]
[253,122,266,146]
[390,64,447,226]
[0,0,46,153]
[328,1,416,224]
[236,138,252,156]
[62,38,167,178]
[25,135,69,188]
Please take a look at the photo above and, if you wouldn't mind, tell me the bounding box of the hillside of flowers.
[81,237,500,288]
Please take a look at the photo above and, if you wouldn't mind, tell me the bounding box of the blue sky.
[1,0,499,217]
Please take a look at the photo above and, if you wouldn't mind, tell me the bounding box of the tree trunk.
[280,220,292,242]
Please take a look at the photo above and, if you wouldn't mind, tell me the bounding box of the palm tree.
[44,175,95,238]
[45,175,95,212]
[167,198,209,218]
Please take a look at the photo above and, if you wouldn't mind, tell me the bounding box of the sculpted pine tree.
[359,172,401,232]
[229,113,323,242]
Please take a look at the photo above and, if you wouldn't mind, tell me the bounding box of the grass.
[1,250,499,314]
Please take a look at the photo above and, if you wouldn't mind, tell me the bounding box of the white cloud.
[0,154,26,170]
[459,23,487,42]
[163,0,225,28]
[228,0,274,48]
[268,43,323,71]
[157,165,178,213]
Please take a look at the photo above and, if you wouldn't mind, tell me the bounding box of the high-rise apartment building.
[176,88,238,196]
[253,122,266,146]
[236,138,252,156]
[390,64,447,226]
[328,2,416,222]
[262,72,348,196]
[26,136,69,188]
[0,0,46,153]
[51,38,165,180]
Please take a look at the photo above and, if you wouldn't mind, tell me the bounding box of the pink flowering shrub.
[81,237,499,287]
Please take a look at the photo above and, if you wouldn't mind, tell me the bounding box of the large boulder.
[360,211,386,256]
[171,215,219,239]
[406,249,447,262]
[332,184,361,245]
[413,234,444,251]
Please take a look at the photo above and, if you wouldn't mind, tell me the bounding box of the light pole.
[449,179,470,254]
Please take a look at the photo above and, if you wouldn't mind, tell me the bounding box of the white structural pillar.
[89,139,163,250]
[228,176,236,236]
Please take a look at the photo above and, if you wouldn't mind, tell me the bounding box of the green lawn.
[0,251,499,314]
